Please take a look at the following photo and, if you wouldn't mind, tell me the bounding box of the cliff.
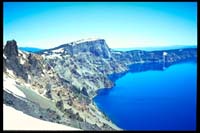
[3,39,197,130]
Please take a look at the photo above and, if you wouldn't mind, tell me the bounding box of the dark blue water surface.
[94,62,197,130]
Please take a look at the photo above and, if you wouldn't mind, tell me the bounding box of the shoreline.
[91,59,197,131]
[91,91,122,130]
[90,70,128,130]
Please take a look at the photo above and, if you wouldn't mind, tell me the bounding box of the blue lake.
[94,62,197,130]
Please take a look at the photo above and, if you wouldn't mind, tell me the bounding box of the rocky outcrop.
[4,40,18,57]
[3,40,28,82]
[3,39,122,130]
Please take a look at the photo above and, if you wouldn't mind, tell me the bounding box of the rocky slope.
[3,39,197,130]
[3,40,120,130]
[37,38,127,97]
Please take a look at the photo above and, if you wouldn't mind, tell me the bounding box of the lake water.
[94,61,197,130]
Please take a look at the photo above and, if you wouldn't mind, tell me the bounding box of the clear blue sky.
[3,2,197,48]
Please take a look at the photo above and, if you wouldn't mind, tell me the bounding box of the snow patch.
[3,75,26,98]
[46,54,62,59]
[49,73,54,77]
[19,50,27,59]
[18,50,23,55]
[52,48,64,53]
[42,89,47,96]
[163,52,168,56]
[43,69,46,73]
[3,104,80,130]
[19,58,25,65]
[6,69,15,76]
[69,38,103,46]
[3,54,7,59]
[41,54,45,58]
[24,83,31,87]
[28,74,31,80]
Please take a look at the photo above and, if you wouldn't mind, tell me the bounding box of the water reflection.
[109,59,196,82]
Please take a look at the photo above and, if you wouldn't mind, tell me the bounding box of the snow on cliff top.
[3,104,80,130]
[40,38,105,55]
[69,38,104,46]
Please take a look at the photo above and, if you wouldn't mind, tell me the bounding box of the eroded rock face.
[38,39,111,58]
[4,40,18,58]
[37,39,126,97]
[3,39,121,130]
[72,39,111,58]
[3,40,28,82]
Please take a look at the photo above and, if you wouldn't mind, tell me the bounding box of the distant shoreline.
[19,45,197,53]
[112,45,197,52]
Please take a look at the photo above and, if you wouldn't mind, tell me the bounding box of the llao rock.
[71,39,111,58]
[38,39,111,59]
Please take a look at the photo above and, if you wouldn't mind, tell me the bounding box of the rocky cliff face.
[111,48,197,66]
[37,39,127,97]
[3,39,197,130]
[3,40,120,130]
[38,39,111,58]
[3,40,28,82]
